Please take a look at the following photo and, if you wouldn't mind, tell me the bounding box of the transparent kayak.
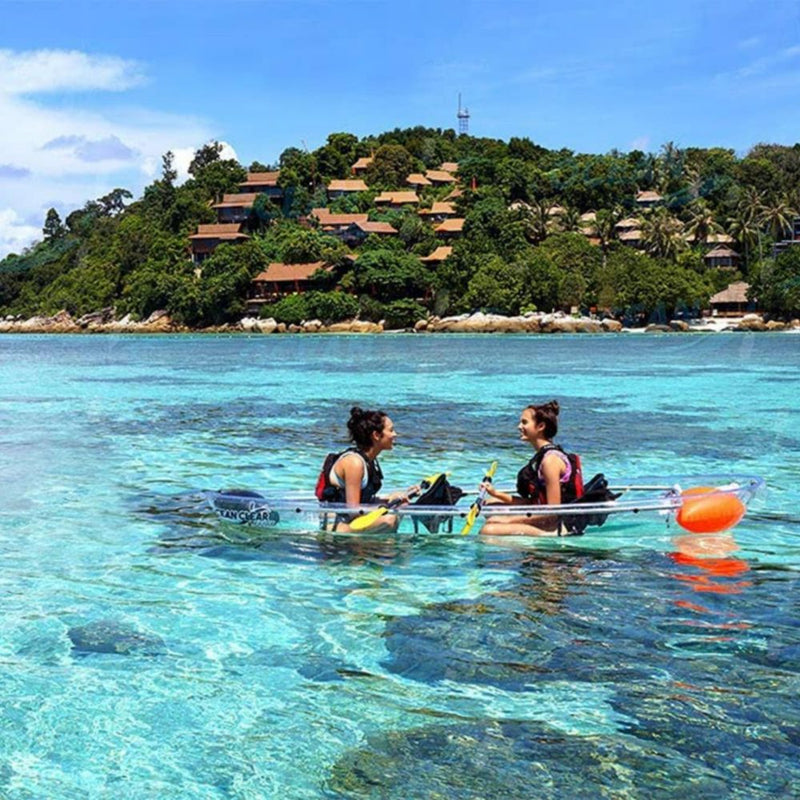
[204,475,765,536]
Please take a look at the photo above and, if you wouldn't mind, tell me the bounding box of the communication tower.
[457,93,470,135]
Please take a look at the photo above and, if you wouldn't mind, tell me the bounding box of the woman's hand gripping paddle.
[348,472,445,531]
[460,461,499,535]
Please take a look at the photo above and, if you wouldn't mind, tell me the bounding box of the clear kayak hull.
[204,476,765,536]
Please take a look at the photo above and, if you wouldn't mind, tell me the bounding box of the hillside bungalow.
[340,220,398,246]
[618,228,643,248]
[418,201,457,222]
[350,156,373,175]
[310,208,369,234]
[635,190,662,208]
[239,171,283,200]
[685,231,736,246]
[709,281,753,316]
[250,261,330,302]
[374,190,419,207]
[435,218,465,238]
[444,187,463,201]
[439,162,459,174]
[704,245,740,270]
[615,217,641,233]
[212,193,260,224]
[189,223,249,263]
[406,173,432,189]
[425,169,457,186]
[420,246,453,266]
[772,216,800,256]
[327,179,369,199]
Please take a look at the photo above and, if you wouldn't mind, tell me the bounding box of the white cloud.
[0,48,222,258]
[0,49,144,95]
[0,209,41,257]
[629,136,650,152]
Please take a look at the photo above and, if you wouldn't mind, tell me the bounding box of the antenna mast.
[457,93,470,135]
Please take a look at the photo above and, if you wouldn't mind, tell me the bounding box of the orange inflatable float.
[675,486,746,534]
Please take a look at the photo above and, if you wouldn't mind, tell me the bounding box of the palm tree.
[557,205,582,234]
[726,211,759,266]
[641,207,686,260]
[758,195,797,242]
[594,208,621,265]
[521,199,550,245]
[684,199,722,246]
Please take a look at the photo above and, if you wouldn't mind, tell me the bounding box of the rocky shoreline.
[1,308,797,335]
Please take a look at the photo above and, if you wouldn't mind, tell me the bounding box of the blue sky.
[1,0,799,256]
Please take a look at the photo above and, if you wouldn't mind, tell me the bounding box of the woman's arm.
[483,484,515,504]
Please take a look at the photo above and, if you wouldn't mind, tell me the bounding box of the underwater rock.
[68,619,166,656]
[328,719,728,799]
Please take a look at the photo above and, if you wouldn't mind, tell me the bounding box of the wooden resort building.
[350,156,373,175]
[420,246,453,266]
[418,201,457,223]
[238,171,283,201]
[406,173,432,189]
[704,245,740,270]
[250,262,330,303]
[424,169,457,186]
[434,218,465,238]
[189,224,249,264]
[773,216,800,256]
[339,220,398,246]
[374,190,419,207]
[327,179,369,199]
[709,281,753,316]
[309,208,369,235]
[212,193,260,224]
[635,190,663,208]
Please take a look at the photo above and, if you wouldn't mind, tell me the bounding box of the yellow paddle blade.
[349,504,392,531]
[348,471,448,531]
[460,461,498,535]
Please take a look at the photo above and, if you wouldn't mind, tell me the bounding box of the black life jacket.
[515,444,584,504]
[314,448,383,503]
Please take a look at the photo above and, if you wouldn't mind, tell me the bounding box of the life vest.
[314,448,383,503]
[515,444,584,504]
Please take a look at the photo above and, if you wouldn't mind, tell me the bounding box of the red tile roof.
[425,170,456,183]
[189,223,249,240]
[311,208,369,226]
[351,157,373,171]
[444,187,463,200]
[420,246,453,262]
[418,201,456,216]
[213,193,261,209]
[406,173,432,186]
[328,179,368,192]
[253,262,328,282]
[374,190,419,204]
[435,218,465,233]
[356,221,397,234]
[439,162,459,173]
[241,171,280,187]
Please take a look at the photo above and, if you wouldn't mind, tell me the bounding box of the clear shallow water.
[1,332,799,799]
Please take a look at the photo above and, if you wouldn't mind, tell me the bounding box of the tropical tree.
[759,195,797,242]
[684,199,722,246]
[641,207,686,260]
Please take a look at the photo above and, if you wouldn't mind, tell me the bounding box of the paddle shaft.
[460,461,499,535]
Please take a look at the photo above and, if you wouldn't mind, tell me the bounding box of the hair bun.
[350,406,364,419]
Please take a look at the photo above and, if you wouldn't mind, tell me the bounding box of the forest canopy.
[2,128,799,327]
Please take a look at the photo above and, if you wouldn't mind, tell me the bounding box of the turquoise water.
[1,332,799,798]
